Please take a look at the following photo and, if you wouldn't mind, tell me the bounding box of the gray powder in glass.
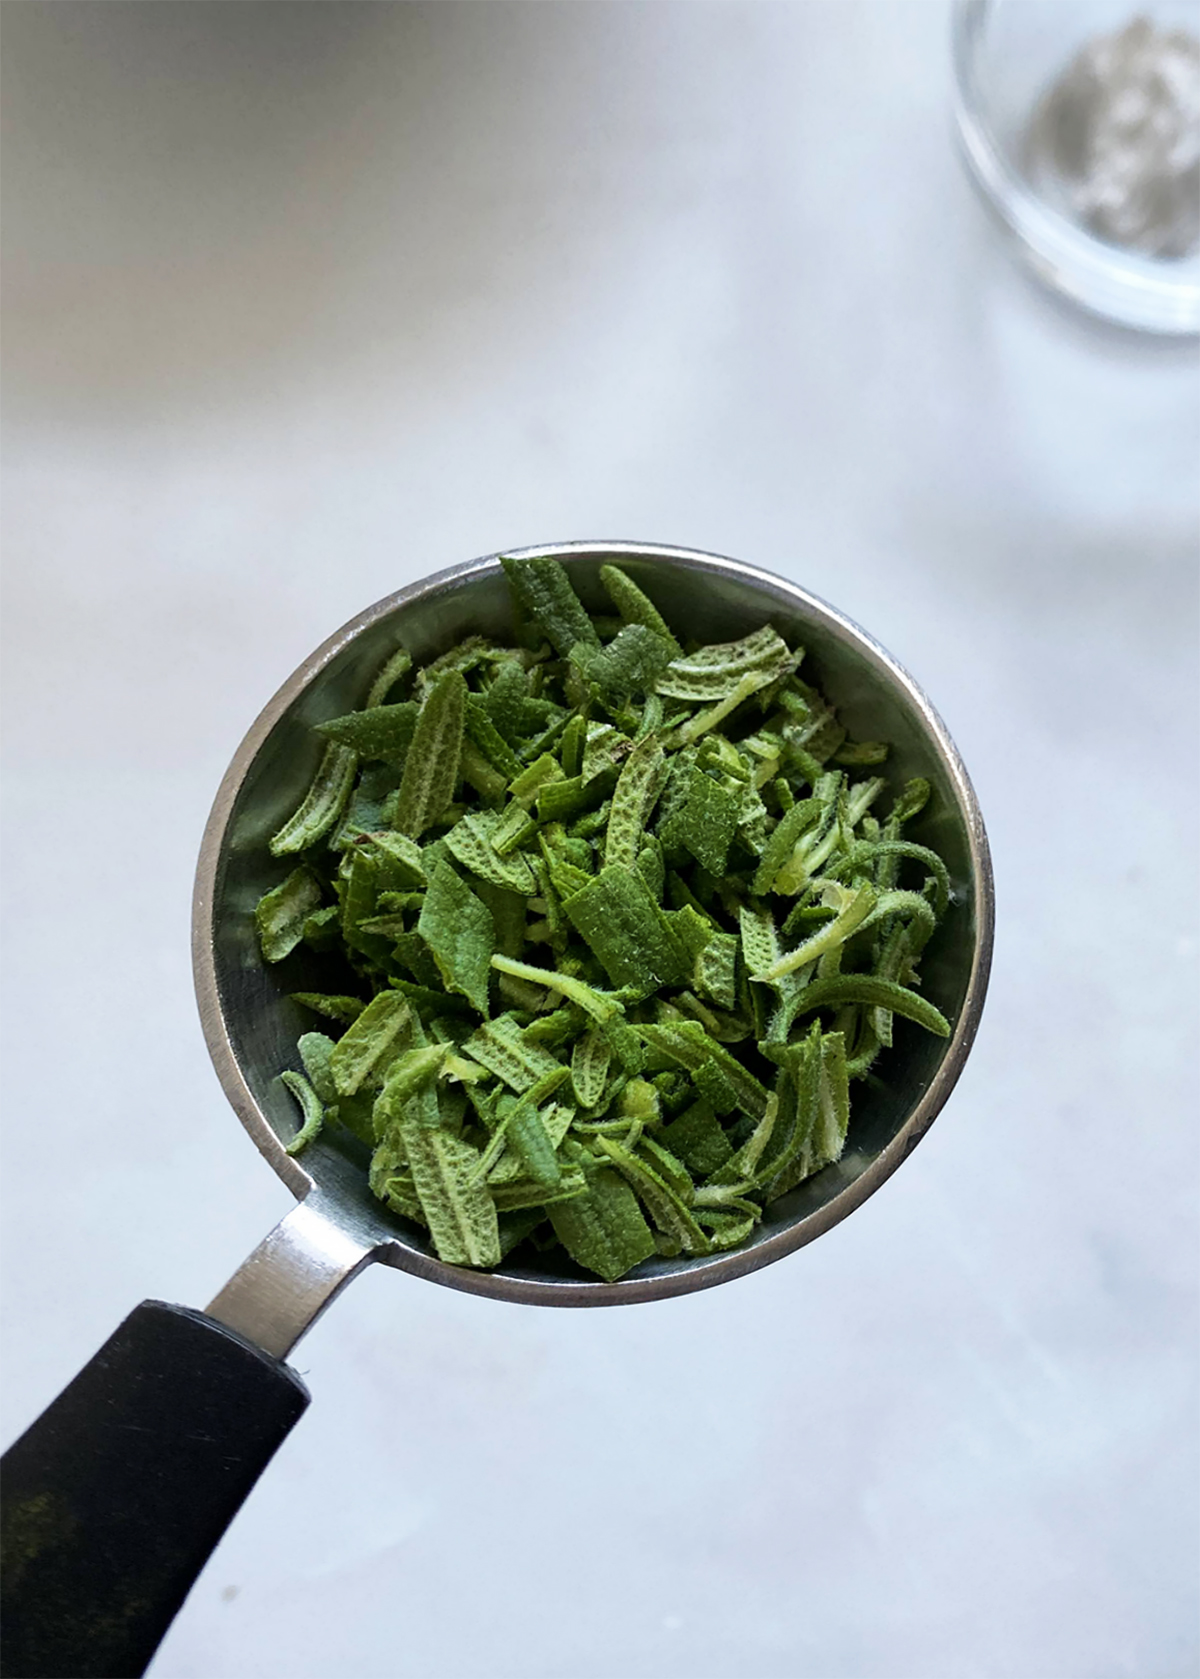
[1026,15,1200,259]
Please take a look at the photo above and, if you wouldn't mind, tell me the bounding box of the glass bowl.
[952,0,1200,333]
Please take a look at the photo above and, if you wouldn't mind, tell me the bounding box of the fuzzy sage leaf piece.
[605,735,669,871]
[547,1166,657,1282]
[599,563,681,654]
[400,1115,501,1267]
[329,991,412,1097]
[659,765,740,878]
[254,551,957,1281]
[316,702,419,765]
[564,864,689,991]
[418,861,495,1016]
[787,974,951,1037]
[269,744,358,857]
[256,867,323,963]
[571,1029,612,1107]
[280,1071,325,1156]
[444,810,538,893]
[464,1015,565,1092]
[393,668,467,838]
[490,956,623,1023]
[290,993,367,1025]
[501,553,599,658]
[657,625,795,701]
[571,625,675,703]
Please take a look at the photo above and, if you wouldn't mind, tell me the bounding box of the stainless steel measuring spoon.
[1,544,993,1679]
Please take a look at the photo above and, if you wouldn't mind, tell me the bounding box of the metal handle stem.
[206,1199,378,1360]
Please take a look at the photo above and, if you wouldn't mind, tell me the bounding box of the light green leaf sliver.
[595,1137,710,1255]
[657,625,796,701]
[674,670,778,747]
[789,974,951,1037]
[495,1072,570,1189]
[364,647,414,708]
[444,810,537,892]
[695,929,738,1011]
[547,1165,657,1281]
[599,563,682,654]
[373,1046,450,1136]
[571,1030,612,1107]
[464,1015,565,1091]
[756,883,877,982]
[393,669,467,838]
[269,743,357,856]
[281,1070,324,1156]
[605,735,669,870]
[329,991,413,1097]
[290,993,366,1025]
[255,868,323,962]
[400,1117,501,1267]
[418,861,495,1016]
[490,955,623,1023]
[751,798,822,894]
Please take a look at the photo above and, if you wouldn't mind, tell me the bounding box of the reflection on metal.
[192,542,994,1339]
[206,1200,377,1360]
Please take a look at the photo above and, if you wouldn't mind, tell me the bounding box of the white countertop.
[2,5,1196,1676]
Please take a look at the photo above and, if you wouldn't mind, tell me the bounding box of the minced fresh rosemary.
[254,557,953,1280]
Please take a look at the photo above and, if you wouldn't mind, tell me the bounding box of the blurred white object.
[1028,16,1200,258]
[954,0,1200,331]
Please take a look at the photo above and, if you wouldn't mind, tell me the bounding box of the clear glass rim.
[951,0,1200,335]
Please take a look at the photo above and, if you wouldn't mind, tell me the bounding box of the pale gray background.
[2,5,1197,1677]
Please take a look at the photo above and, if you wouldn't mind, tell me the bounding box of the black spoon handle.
[1,1300,310,1679]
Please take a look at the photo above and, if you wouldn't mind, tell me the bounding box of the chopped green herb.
[444,809,538,893]
[571,1029,612,1107]
[329,991,412,1097]
[255,555,956,1278]
[290,993,367,1025]
[393,668,467,839]
[417,861,495,1016]
[547,1165,657,1282]
[502,553,599,658]
[255,867,322,963]
[269,744,358,857]
[599,563,681,654]
[316,702,419,764]
[280,1071,325,1157]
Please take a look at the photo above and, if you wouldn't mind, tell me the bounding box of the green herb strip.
[599,563,681,653]
[564,865,688,991]
[329,992,412,1097]
[316,702,418,764]
[269,744,358,857]
[417,861,495,1016]
[547,1166,657,1282]
[393,669,467,839]
[255,868,323,962]
[501,553,599,658]
[281,1071,325,1156]
[444,810,538,893]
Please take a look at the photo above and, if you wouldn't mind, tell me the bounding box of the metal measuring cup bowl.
[1,543,993,1679]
